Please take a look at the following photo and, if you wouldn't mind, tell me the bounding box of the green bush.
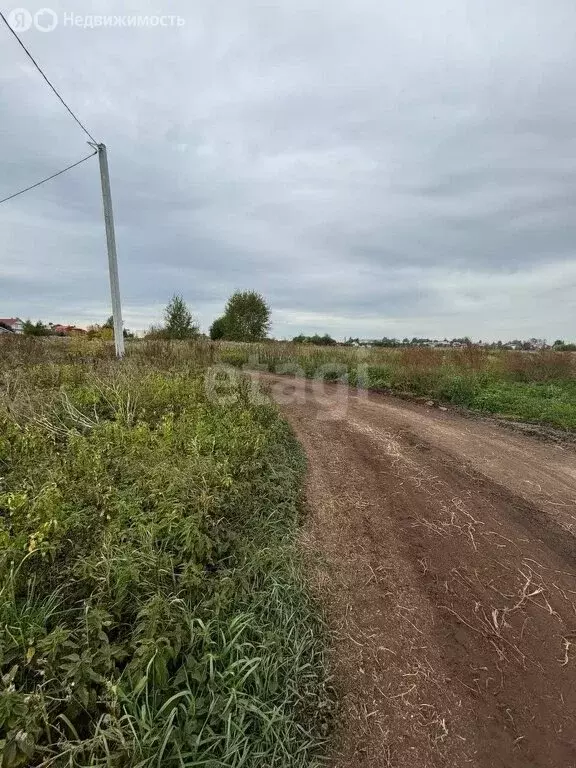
[434,373,485,406]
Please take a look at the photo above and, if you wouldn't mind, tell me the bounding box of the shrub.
[435,374,480,406]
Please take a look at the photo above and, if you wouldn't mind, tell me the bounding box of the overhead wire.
[0,150,97,205]
[0,9,98,144]
[0,9,101,204]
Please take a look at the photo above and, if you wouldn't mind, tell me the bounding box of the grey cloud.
[1,0,575,339]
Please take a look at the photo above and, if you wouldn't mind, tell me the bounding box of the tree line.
[147,291,271,342]
[11,291,271,343]
[11,296,575,350]
[4,318,136,339]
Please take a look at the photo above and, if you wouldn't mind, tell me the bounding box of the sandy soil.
[252,373,576,768]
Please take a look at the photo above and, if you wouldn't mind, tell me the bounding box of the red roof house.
[0,318,24,334]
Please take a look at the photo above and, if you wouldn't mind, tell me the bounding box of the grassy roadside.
[218,343,576,431]
[0,347,331,766]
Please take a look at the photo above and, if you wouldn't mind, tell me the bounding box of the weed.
[0,346,331,766]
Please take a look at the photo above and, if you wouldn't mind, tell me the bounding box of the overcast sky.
[1,0,575,340]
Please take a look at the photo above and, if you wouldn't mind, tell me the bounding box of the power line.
[0,150,97,205]
[0,9,98,144]
[0,13,125,357]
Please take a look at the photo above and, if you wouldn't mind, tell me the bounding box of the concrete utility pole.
[96,143,125,358]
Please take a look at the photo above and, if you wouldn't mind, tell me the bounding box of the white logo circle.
[34,8,58,32]
[7,8,32,31]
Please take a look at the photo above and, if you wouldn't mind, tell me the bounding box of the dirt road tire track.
[252,373,576,768]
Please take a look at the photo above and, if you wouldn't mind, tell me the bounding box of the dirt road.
[253,373,576,768]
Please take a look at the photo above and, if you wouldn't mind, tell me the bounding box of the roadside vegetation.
[219,342,576,431]
[0,337,331,767]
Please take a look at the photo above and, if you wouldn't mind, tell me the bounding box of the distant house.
[0,317,24,334]
[423,340,446,348]
[51,324,87,336]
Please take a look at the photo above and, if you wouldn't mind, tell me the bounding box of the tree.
[98,316,134,339]
[163,294,199,340]
[373,337,401,348]
[219,291,271,342]
[23,319,49,336]
[209,316,227,340]
[292,333,336,346]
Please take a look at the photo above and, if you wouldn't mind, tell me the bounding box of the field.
[2,335,576,768]
[219,343,576,431]
[0,337,331,767]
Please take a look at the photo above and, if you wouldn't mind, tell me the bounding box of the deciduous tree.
[218,291,270,342]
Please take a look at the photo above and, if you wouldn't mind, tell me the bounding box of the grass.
[0,337,332,767]
[217,342,576,431]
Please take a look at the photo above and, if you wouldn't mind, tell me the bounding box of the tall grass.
[216,341,576,430]
[0,339,331,766]
[2,335,573,428]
